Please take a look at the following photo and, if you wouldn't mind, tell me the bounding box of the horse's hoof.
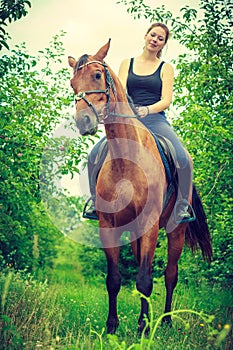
[107,321,119,334]
[161,316,172,328]
[138,325,150,338]
[107,325,117,334]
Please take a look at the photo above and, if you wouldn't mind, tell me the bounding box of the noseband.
[74,60,116,123]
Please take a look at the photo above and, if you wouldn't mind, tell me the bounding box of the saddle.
[152,133,177,185]
[153,133,178,209]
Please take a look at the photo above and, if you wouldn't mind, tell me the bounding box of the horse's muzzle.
[76,114,98,135]
[81,127,98,136]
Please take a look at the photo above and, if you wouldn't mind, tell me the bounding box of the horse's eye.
[95,72,102,80]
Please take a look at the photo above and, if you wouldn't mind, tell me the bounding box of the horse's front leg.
[100,224,122,335]
[163,226,185,326]
[104,246,121,334]
[136,225,158,336]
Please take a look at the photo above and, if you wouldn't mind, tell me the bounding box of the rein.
[74,60,137,122]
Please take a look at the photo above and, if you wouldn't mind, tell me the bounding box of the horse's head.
[68,40,114,135]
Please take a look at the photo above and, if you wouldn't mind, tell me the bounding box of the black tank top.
[127,58,165,106]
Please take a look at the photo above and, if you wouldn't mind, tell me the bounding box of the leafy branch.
[0,0,31,50]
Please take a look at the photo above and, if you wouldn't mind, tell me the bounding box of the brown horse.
[68,40,212,335]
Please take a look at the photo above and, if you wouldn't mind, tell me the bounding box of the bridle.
[74,60,117,123]
[74,60,137,123]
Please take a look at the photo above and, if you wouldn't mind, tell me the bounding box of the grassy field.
[0,248,232,349]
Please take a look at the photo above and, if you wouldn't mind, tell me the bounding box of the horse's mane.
[74,54,89,72]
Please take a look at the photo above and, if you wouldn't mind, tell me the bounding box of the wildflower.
[224,324,231,330]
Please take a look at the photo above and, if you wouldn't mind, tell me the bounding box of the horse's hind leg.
[103,246,121,334]
[163,226,186,325]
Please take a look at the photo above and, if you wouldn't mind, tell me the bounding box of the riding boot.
[83,196,98,220]
[83,138,108,220]
[82,158,99,220]
[174,198,196,224]
[174,166,196,224]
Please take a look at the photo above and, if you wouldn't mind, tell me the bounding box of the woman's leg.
[140,114,195,223]
[140,114,188,168]
[84,136,107,219]
[87,136,107,197]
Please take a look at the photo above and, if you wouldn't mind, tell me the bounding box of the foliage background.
[0,31,92,273]
[0,0,232,284]
[0,0,232,348]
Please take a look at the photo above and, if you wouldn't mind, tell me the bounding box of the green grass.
[0,258,232,349]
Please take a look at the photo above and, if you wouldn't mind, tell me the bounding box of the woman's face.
[144,26,167,54]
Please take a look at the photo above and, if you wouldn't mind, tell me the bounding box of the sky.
[4,0,200,72]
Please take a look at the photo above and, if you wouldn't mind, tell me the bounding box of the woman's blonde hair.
[146,22,170,58]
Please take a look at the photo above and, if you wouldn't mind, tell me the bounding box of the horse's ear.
[94,39,111,61]
[68,56,77,68]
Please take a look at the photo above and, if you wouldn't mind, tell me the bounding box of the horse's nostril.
[84,115,91,124]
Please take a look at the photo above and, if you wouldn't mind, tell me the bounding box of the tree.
[0,0,31,50]
[117,0,233,286]
[0,32,91,273]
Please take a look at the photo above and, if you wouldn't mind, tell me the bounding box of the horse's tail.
[185,185,212,263]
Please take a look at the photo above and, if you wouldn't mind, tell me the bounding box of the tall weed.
[0,271,232,349]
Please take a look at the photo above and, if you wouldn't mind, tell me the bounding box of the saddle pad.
[150,131,177,185]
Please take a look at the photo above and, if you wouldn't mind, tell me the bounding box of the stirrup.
[83,197,99,220]
[174,199,196,224]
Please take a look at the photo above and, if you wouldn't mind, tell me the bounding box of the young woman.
[84,23,194,224]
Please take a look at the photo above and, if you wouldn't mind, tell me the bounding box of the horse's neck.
[104,68,151,159]
[104,106,149,162]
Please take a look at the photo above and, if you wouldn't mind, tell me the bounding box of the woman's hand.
[136,106,150,118]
